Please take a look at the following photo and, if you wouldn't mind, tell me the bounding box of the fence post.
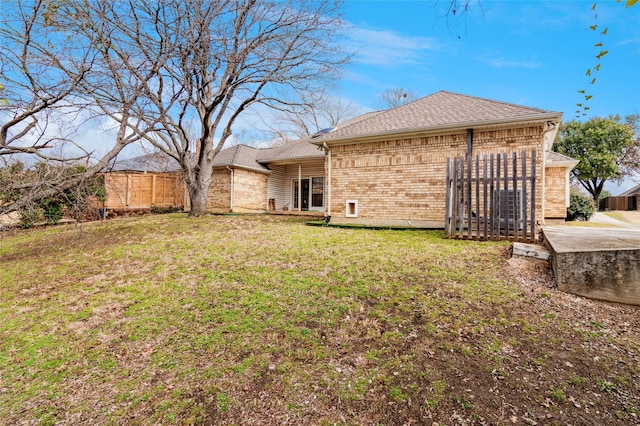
[458,157,465,239]
[522,151,528,241]
[512,152,518,240]
[483,154,488,240]
[445,158,451,236]
[475,154,480,239]
[530,150,537,239]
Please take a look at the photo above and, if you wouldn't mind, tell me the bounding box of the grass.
[1,214,639,425]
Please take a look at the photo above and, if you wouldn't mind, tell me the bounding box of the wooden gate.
[444,150,537,242]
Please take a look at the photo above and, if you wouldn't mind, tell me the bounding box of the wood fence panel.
[600,196,638,211]
[101,173,185,210]
[444,150,537,242]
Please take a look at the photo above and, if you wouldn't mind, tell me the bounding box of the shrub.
[41,197,64,225]
[18,205,44,229]
[567,192,595,221]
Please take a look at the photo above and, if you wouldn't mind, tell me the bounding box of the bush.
[567,192,595,221]
[18,205,44,228]
[41,198,64,225]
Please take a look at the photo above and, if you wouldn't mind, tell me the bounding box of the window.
[311,177,324,208]
[293,177,323,211]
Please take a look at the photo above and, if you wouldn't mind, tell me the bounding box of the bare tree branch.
[0,0,173,215]
[376,88,419,110]
[74,0,350,216]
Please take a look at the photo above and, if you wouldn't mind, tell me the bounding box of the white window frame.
[292,177,324,212]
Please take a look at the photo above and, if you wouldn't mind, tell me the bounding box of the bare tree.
[0,0,165,215]
[260,91,362,143]
[1,0,92,158]
[65,0,350,217]
[376,88,419,109]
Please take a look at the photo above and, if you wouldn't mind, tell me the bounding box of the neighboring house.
[619,183,640,197]
[599,183,640,211]
[101,153,186,210]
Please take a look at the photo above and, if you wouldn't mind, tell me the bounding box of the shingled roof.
[620,183,640,196]
[546,152,579,167]
[212,144,271,173]
[111,92,556,171]
[312,91,562,144]
[256,137,323,163]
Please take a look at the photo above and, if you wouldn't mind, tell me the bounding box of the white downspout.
[323,141,331,217]
[298,163,302,211]
[227,166,234,213]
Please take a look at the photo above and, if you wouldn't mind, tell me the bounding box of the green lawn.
[1,214,638,425]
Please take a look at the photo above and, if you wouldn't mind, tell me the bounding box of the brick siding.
[232,168,268,212]
[207,168,268,213]
[207,169,232,212]
[544,166,569,219]
[328,125,547,225]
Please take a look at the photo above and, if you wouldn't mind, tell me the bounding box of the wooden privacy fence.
[599,195,638,211]
[445,150,537,242]
[102,173,186,210]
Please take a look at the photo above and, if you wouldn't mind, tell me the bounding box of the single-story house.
[208,91,576,230]
[620,184,640,197]
[206,112,381,214]
[599,183,640,211]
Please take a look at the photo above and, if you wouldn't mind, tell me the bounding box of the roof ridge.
[435,90,552,113]
[310,90,562,145]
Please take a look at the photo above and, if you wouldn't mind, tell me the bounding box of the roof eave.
[213,164,272,174]
[312,113,563,146]
[261,154,325,165]
[546,159,579,168]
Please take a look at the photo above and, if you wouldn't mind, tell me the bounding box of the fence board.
[599,196,638,211]
[444,150,537,242]
[101,172,185,210]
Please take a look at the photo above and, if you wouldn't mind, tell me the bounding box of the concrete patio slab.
[542,226,640,306]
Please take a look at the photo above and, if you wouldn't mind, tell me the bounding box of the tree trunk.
[188,155,214,217]
[188,184,209,217]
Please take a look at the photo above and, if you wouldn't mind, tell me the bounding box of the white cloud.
[616,37,640,47]
[482,56,542,69]
[345,24,440,66]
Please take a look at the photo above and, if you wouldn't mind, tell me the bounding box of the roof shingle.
[313,91,561,143]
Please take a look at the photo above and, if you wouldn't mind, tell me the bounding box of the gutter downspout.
[298,163,302,212]
[540,120,560,227]
[466,128,473,158]
[227,166,234,213]
[323,141,331,217]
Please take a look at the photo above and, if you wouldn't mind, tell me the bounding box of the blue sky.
[335,0,640,120]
